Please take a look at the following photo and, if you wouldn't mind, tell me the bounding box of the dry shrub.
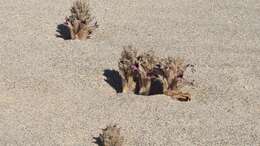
[65,0,98,40]
[118,46,194,101]
[99,125,124,146]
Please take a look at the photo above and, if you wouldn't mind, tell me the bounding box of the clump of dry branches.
[99,125,124,146]
[65,0,98,40]
[118,46,194,101]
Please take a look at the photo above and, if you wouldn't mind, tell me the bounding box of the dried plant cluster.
[99,125,124,146]
[65,0,98,40]
[118,46,193,101]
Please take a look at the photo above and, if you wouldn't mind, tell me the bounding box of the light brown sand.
[0,0,259,145]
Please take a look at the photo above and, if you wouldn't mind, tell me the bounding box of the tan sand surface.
[0,0,259,145]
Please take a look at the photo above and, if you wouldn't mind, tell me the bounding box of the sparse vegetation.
[65,0,98,40]
[98,124,124,146]
[118,46,194,101]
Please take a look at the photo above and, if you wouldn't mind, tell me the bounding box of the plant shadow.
[103,69,123,93]
[149,79,164,95]
[93,136,103,146]
[56,23,71,40]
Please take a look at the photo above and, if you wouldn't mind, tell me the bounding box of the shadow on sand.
[56,23,71,40]
[103,69,123,93]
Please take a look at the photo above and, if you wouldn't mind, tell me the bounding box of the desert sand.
[0,0,259,145]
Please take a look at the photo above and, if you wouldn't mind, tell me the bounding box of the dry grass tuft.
[65,0,98,40]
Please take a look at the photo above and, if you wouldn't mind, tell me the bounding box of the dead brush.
[98,124,124,146]
[65,0,98,40]
[155,57,193,101]
[118,46,138,93]
[134,50,159,95]
[118,46,194,101]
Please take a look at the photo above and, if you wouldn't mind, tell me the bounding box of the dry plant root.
[164,90,191,101]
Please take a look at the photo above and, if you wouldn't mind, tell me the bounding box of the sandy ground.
[0,0,259,145]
